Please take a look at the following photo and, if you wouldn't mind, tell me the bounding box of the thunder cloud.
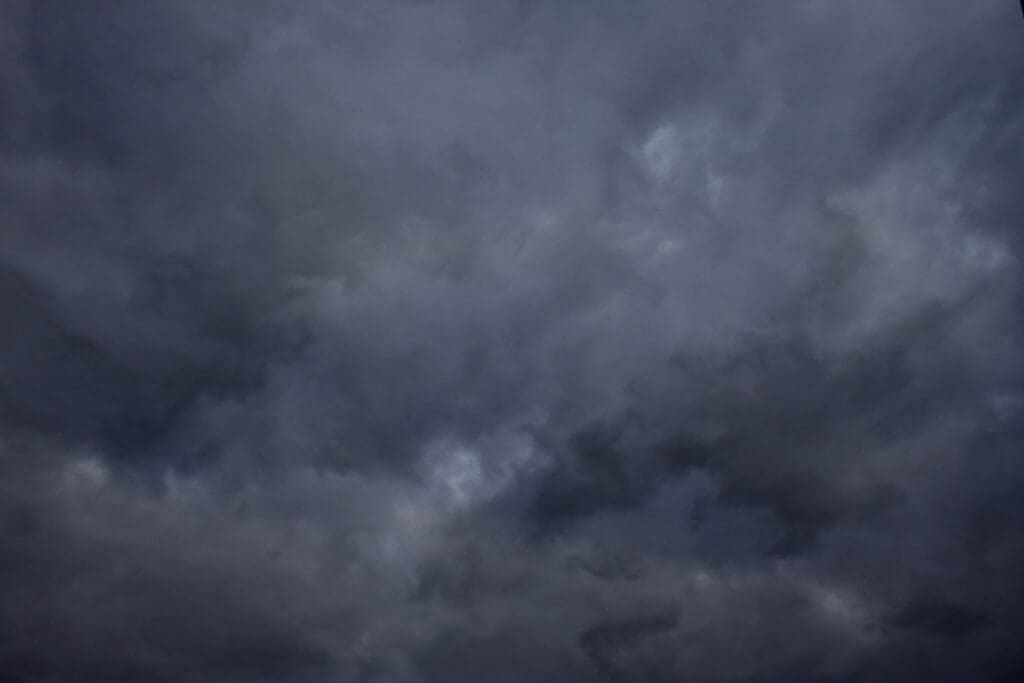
[1,1,1023,681]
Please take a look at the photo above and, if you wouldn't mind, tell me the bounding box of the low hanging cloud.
[2,1,1023,681]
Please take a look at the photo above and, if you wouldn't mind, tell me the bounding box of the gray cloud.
[2,0,1024,680]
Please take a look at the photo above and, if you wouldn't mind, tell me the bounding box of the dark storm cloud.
[2,0,1024,680]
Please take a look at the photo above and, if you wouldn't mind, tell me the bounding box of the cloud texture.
[2,1,1024,680]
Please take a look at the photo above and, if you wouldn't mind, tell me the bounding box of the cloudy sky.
[2,1,1024,681]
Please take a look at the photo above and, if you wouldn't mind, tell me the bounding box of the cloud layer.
[2,1,1023,680]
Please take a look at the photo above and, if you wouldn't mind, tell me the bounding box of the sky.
[1,1,1023,681]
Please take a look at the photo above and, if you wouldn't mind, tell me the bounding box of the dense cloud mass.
[2,1,1024,680]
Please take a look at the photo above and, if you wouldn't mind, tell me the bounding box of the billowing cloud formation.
[2,1,1023,681]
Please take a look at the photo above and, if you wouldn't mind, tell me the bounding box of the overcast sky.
[2,1,1024,681]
